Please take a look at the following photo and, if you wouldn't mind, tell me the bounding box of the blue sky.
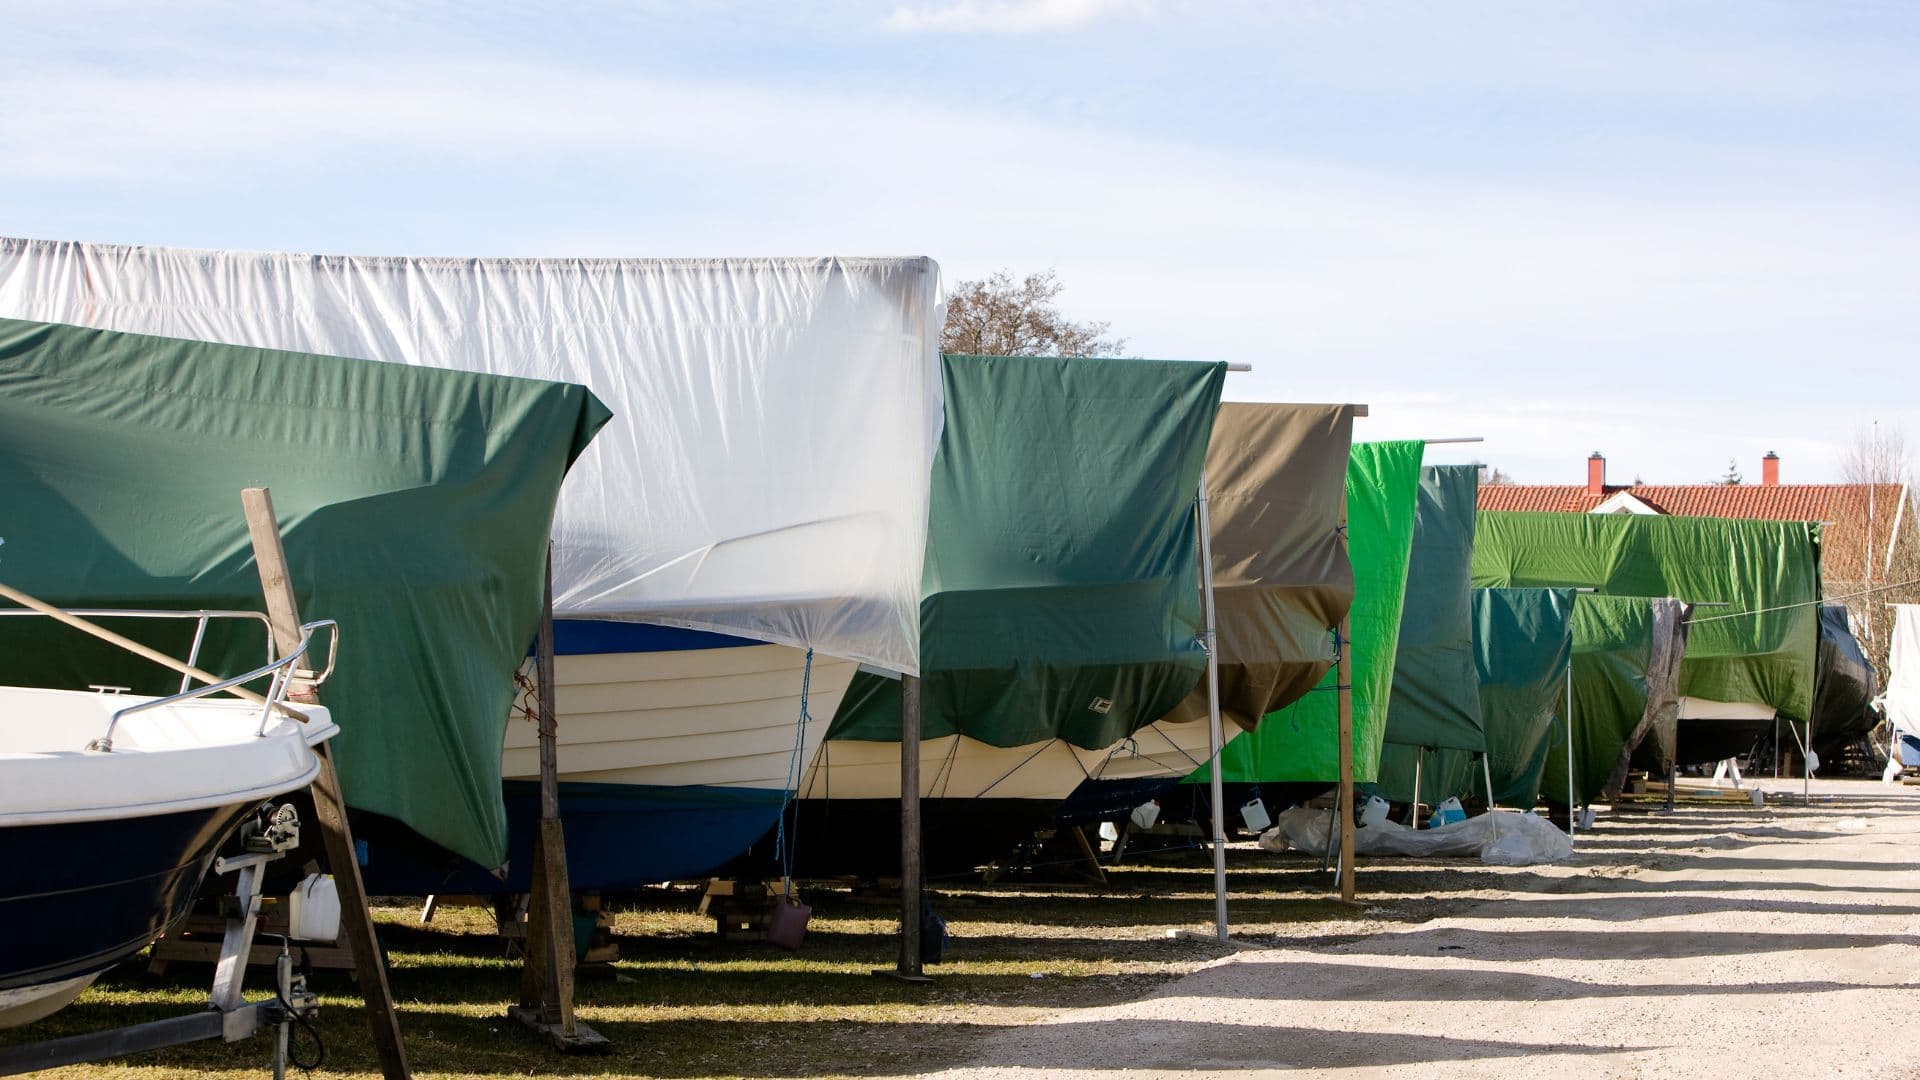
[3,0,1914,483]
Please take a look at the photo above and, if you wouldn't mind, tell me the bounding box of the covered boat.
[1540,594,1691,807]
[1376,587,1577,812]
[0,315,604,874]
[786,352,1225,876]
[1810,603,1877,756]
[1374,465,1484,809]
[1882,605,1920,768]
[1473,511,1820,770]
[0,611,337,1029]
[0,239,941,887]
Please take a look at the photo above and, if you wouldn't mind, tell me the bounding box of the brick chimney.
[1762,451,1780,487]
[1587,451,1606,496]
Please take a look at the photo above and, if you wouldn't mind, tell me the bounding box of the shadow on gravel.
[929,1017,1654,1072]
[1158,959,1884,1003]
[1328,926,1920,962]
[1436,893,1920,922]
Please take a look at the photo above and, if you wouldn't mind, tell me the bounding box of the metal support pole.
[1196,471,1229,941]
[1482,754,1499,841]
[1408,747,1423,828]
[895,673,928,979]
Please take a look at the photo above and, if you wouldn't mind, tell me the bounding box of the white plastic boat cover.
[1885,605,1920,739]
[0,238,945,674]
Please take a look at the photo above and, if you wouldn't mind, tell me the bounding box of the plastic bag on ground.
[1258,806,1570,865]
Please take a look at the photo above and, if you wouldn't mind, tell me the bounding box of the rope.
[773,648,813,897]
[1684,577,1920,625]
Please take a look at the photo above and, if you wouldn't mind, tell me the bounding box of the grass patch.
[0,845,1478,1078]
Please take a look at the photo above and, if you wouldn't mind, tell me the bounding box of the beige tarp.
[1161,402,1358,732]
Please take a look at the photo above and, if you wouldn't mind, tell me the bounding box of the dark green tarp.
[1375,465,1483,801]
[1472,511,1822,726]
[1477,588,1577,805]
[1195,441,1424,785]
[1374,465,1482,804]
[0,318,608,866]
[1158,403,1357,732]
[828,353,1226,749]
[1378,586,1577,809]
[1812,603,1877,751]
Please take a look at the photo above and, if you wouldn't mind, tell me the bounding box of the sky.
[2,0,1914,483]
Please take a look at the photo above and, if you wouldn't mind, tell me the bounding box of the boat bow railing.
[0,605,339,751]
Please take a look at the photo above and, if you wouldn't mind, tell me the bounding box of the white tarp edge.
[1884,604,1920,739]
[0,237,944,674]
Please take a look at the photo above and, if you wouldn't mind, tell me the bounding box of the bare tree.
[1718,459,1744,485]
[1837,424,1920,685]
[942,269,1127,358]
[1472,461,1514,486]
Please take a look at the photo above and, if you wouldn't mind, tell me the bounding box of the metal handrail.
[92,619,340,751]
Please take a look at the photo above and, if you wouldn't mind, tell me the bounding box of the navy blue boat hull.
[355,780,790,894]
[0,802,256,997]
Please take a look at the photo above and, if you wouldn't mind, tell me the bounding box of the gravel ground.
[928,777,1920,1079]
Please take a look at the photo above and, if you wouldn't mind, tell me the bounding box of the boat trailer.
[0,802,330,1077]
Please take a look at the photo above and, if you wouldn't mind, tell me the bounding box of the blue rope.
[774,648,813,896]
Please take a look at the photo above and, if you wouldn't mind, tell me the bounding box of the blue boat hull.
[357,780,790,894]
[0,803,255,1000]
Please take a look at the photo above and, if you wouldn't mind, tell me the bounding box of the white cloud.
[0,42,1910,484]
[882,0,1149,34]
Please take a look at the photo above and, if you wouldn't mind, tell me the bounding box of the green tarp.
[828,353,1226,749]
[1375,465,1484,802]
[1377,579,1578,811]
[1472,511,1822,726]
[1477,588,1577,805]
[1158,403,1357,732]
[0,318,608,866]
[1374,465,1483,804]
[1539,593,1688,806]
[1195,440,1424,785]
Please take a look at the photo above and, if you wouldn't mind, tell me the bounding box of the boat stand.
[0,806,319,1077]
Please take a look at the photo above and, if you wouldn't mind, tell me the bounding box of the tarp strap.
[775,648,814,897]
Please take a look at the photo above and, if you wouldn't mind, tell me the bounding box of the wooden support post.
[239,488,411,1080]
[882,673,931,982]
[509,552,607,1051]
[1336,615,1356,903]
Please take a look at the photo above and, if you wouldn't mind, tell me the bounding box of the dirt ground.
[928,777,1920,1079]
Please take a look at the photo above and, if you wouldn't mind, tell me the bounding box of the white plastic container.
[1129,800,1162,830]
[1239,798,1272,833]
[288,873,341,943]
[1358,795,1390,828]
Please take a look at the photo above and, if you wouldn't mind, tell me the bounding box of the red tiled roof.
[1477,482,1912,585]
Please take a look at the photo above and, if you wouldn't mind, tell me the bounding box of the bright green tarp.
[1194,441,1424,785]
[828,353,1226,749]
[0,318,609,867]
[1472,511,1822,726]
